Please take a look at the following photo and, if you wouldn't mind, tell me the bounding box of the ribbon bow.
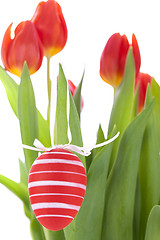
[22,132,120,156]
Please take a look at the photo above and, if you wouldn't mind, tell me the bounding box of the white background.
[0,0,160,239]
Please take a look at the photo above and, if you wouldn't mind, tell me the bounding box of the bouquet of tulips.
[1,0,160,240]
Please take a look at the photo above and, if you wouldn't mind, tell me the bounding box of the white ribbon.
[22,132,120,156]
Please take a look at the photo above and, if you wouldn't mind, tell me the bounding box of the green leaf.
[86,124,105,172]
[0,66,18,115]
[133,178,141,240]
[0,174,30,208]
[43,229,65,240]
[73,71,84,119]
[101,100,154,240]
[96,124,105,144]
[68,88,85,167]
[107,48,135,170]
[37,112,51,147]
[132,81,140,118]
[144,205,160,240]
[17,63,38,170]
[0,66,51,148]
[19,159,28,186]
[66,129,116,240]
[138,84,160,238]
[151,78,160,147]
[52,64,68,238]
[1,163,31,220]
[30,217,46,240]
[63,85,86,239]
[54,64,69,145]
[108,47,135,134]
[93,124,106,156]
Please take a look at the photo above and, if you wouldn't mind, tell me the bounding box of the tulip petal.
[132,34,141,78]
[1,21,43,77]
[9,21,43,76]
[100,33,129,88]
[100,33,141,88]
[72,72,84,117]
[118,34,130,77]
[32,0,67,58]
[135,73,152,113]
[1,23,13,72]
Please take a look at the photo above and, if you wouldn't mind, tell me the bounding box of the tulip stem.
[47,57,51,126]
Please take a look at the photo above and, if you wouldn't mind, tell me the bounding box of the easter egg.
[28,148,87,231]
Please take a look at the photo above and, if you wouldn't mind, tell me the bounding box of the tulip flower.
[1,21,43,77]
[57,78,84,111]
[135,72,152,113]
[100,33,141,88]
[31,0,67,58]
[68,80,84,111]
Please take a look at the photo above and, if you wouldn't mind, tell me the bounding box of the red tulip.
[57,78,84,111]
[135,72,152,113]
[1,21,43,77]
[32,0,67,58]
[68,80,84,111]
[100,33,141,88]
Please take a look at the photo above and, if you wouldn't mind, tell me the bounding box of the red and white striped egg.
[28,148,87,231]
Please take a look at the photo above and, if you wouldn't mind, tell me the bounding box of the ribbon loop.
[22,132,120,156]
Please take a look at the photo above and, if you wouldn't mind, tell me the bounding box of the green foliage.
[108,48,135,169]
[73,71,84,119]
[0,66,51,148]
[0,63,52,240]
[0,173,32,220]
[0,66,18,115]
[67,129,116,240]
[30,217,46,240]
[0,174,29,206]
[145,206,160,240]
[17,63,39,171]
[43,229,65,240]
[68,85,85,167]
[54,64,86,239]
[1,47,160,240]
[108,47,135,135]
[151,79,160,147]
[138,86,160,238]
[54,64,69,145]
[19,159,28,186]
[102,101,154,240]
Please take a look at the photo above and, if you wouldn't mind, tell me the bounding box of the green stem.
[30,217,46,240]
[44,229,65,240]
[47,57,52,126]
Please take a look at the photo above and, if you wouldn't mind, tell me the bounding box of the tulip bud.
[57,78,84,111]
[100,33,141,88]
[32,0,67,58]
[135,72,152,113]
[68,80,84,111]
[1,21,43,77]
